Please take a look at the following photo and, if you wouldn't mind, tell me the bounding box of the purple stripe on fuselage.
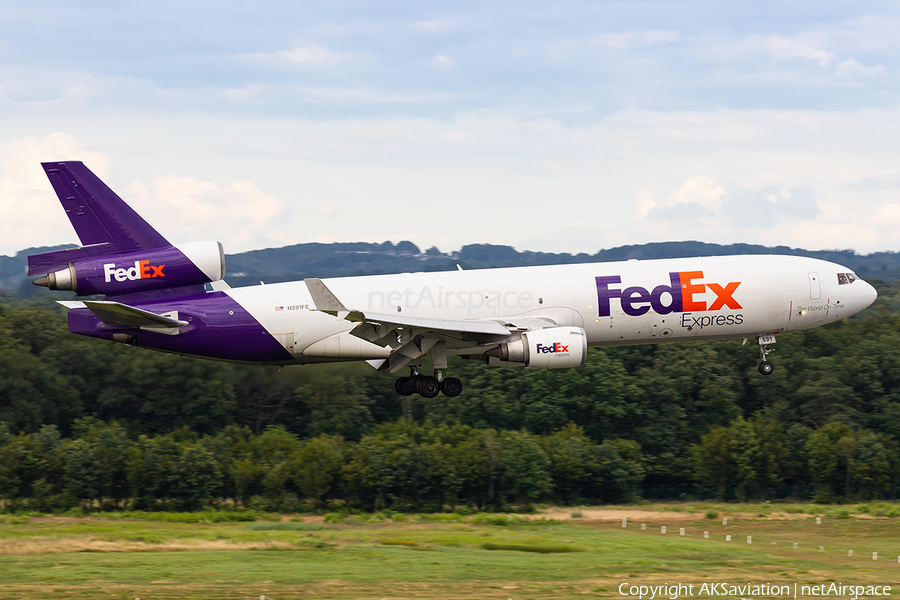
[67,291,292,364]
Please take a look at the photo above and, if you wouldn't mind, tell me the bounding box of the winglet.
[304,278,348,316]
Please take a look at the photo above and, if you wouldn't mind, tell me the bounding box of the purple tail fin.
[41,161,170,251]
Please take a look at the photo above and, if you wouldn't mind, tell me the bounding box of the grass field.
[0,503,897,599]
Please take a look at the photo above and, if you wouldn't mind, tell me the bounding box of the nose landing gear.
[758,335,775,375]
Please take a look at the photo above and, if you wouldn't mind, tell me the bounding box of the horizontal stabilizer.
[57,300,87,310]
[28,243,114,276]
[83,300,188,329]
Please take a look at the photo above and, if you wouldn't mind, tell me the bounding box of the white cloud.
[593,30,679,49]
[834,58,886,79]
[761,35,836,67]
[668,175,727,211]
[122,175,284,248]
[279,45,347,65]
[3,0,900,258]
[223,84,266,104]
[296,86,451,105]
[433,55,454,69]
[413,19,456,33]
[0,133,110,252]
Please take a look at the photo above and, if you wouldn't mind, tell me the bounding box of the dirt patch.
[0,538,306,555]
[28,516,111,524]
[295,514,326,523]
[541,508,705,522]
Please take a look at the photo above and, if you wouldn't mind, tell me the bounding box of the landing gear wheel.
[441,377,463,397]
[415,376,440,398]
[395,376,416,396]
[758,360,775,375]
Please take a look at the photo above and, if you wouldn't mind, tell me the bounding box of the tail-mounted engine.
[31,241,225,296]
[484,326,587,368]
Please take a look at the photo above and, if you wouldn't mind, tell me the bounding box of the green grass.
[482,542,583,553]
[246,522,329,531]
[0,505,897,599]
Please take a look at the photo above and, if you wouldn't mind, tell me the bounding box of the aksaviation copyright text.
[618,582,892,600]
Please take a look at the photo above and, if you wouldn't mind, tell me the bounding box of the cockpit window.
[837,272,857,285]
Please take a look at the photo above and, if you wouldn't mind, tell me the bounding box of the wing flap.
[346,310,511,336]
[303,278,511,344]
[302,278,514,372]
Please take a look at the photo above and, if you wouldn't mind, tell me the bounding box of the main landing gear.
[395,367,463,398]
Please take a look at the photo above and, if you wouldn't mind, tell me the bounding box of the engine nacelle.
[485,326,587,368]
[34,241,225,296]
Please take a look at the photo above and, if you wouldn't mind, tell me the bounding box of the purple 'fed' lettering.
[596,273,684,317]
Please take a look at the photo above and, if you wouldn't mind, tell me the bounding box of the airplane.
[31,162,877,398]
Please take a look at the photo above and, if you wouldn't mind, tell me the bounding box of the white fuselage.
[221,254,877,363]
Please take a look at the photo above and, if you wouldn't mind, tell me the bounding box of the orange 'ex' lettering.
[139,260,165,278]
[708,282,742,310]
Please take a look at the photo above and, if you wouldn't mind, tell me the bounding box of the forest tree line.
[2,281,900,511]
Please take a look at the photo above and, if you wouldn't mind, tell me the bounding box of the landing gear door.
[808,272,821,300]
[274,332,297,355]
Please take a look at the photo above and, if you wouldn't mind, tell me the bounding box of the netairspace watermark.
[618,582,892,600]
[368,287,533,314]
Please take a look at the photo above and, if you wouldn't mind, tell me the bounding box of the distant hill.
[4,240,899,298]
[221,240,900,287]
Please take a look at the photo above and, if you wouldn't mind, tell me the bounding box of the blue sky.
[1,1,899,255]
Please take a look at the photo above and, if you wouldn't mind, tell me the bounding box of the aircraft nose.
[859,279,877,309]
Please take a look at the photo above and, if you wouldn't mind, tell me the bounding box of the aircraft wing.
[82,300,188,330]
[305,278,519,372]
[305,278,511,343]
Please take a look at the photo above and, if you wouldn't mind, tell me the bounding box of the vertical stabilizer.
[41,161,170,251]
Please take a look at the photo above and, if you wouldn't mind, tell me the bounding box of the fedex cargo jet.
[31,162,877,398]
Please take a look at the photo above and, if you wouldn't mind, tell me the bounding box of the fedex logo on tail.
[536,342,569,354]
[595,271,741,317]
[103,260,165,283]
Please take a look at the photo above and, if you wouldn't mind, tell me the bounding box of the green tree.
[290,434,345,506]
[500,430,552,504]
[178,444,222,509]
[749,410,788,500]
[727,417,758,501]
[692,426,733,500]
[229,458,263,507]
[600,439,645,503]
[64,439,98,504]
[805,422,853,501]
[296,380,374,440]
[850,432,895,500]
